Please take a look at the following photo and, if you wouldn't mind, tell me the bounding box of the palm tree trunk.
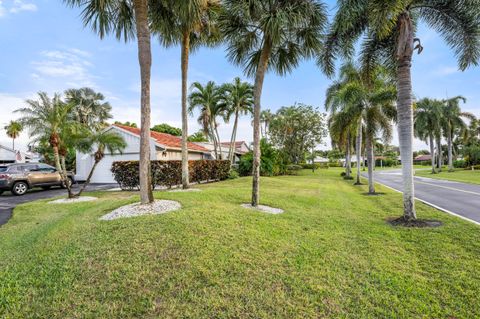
[228,110,239,165]
[60,155,74,198]
[214,124,222,160]
[181,31,190,189]
[345,133,351,178]
[354,119,362,185]
[447,128,454,171]
[251,39,272,207]
[396,13,416,220]
[133,0,154,204]
[12,138,15,151]
[436,137,443,171]
[75,159,100,197]
[429,134,436,174]
[366,135,375,194]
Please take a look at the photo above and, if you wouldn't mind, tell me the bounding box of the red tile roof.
[414,154,432,161]
[113,124,209,152]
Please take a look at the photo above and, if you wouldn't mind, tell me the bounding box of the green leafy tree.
[320,0,480,220]
[4,120,23,150]
[269,104,328,165]
[114,121,137,128]
[220,0,327,206]
[151,123,182,136]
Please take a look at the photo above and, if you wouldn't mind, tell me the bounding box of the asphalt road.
[0,184,117,227]
[367,169,480,224]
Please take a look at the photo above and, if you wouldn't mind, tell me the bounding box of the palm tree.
[414,98,443,174]
[441,96,476,171]
[65,87,112,130]
[65,0,156,204]
[4,121,23,150]
[326,63,397,194]
[260,109,274,141]
[151,0,221,189]
[328,111,355,179]
[220,77,254,164]
[320,0,480,221]
[74,130,127,197]
[188,81,224,158]
[15,92,72,184]
[220,0,327,206]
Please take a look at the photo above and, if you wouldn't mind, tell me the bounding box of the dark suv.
[0,163,75,196]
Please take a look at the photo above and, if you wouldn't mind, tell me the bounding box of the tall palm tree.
[65,0,157,204]
[188,81,224,158]
[320,0,480,221]
[414,98,443,174]
[151,0,221,189]
[328,111,355,179]
[74,130,127,197]
[441,96,476,171]
[15,92,71,183]
[65,87,112,130]
[220,0,327,206]
[4,120,22,150]
[220,77,254,164]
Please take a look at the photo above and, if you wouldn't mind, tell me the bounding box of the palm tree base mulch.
[353,182,363,185]
[387,216,443,228]
[362,192,386,196]
[343,176,354,180]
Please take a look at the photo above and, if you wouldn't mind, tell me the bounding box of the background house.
[194,141,250,163]
[0,144,34,164]
[76,124,210,183]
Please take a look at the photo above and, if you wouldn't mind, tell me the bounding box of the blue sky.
[1,0,479,152]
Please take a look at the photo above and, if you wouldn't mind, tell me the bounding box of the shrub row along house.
[76,124,248,183]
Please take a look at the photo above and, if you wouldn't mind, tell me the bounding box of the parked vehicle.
[0,163,75,196]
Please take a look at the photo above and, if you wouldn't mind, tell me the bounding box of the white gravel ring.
[167,188,201,193]
[49,196,98,204]
[100,200,181,221]
[240,203,284,214]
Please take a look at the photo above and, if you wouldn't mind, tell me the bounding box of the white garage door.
[91,154,139,183]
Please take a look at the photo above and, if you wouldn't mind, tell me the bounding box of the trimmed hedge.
[111,160,230,190]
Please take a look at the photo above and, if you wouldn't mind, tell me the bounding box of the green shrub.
[328,162,342,168]
[111,160,230,190]
[228,169,239,179]
[238,139,280,176]
[340,172,346,177]
[453,160,467,169]
[286,164,303,175]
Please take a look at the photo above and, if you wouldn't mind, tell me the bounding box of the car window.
[37,164,56,172]
[20,165,38,172]
[0,166,7,172]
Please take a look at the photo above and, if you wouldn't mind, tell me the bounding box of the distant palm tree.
[4,120,23,150]
[220,77,253,164]
[15,92,72,184]
[260,109,274,141]
[441,96,476,171]
[220,0,327,206]
[414,98,443,174]
[64,0,158,204]
[65,87,112,130]
[151,0,221,189]
[326,63,397,194]
[320,0,480,221]
[75,130,127,197]
[188,81,224,158]
[328,112,355,179]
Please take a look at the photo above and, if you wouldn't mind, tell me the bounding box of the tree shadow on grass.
[387,216,443,228]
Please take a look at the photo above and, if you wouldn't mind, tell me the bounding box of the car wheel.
[41,186,51,190]
[12,181,28,196]
[0,190,4,196]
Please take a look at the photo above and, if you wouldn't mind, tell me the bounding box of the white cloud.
[10,0,37,13]
[434,66,459,76]
[31,48,97,88]
[0,1,6,17]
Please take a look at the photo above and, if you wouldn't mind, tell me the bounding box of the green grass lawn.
[415,167,480,185]
[1,169,479,318]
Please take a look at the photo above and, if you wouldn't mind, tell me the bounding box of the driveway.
[366,169,480,224]
[0,184,117,227]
